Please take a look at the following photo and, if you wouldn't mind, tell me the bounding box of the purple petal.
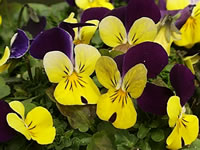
[126,0,161,31]
[22,16,46,38]
[0,100,16,142]
[81,7,111,23]
[105,6,127,25]
[160,10,179,19]
[29,27,73,60]
[59,22,75,39]
[170,64,195,106]
[122,42,168,78]
[114,54,125,75]
[137,83,174,115]
[66,0,76,6]
[10,29,29,59]
[158,0,166,10]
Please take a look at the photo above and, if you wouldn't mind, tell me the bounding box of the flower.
[166,0,190,10]
[166,96,199,149]
[6,101,56,144]
[137,64,195,115]
[98,0,161,52]
[0,15,2,25]
[74,0,114,10]
[63,12,99,45]
[43,44,101,105]
[0,100,16,142]
[184,53,200,74]
[95,56,147,129]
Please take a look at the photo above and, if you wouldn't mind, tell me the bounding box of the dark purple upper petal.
[59,22,75,39]
[122,42,168,78]
[0,100,16,142]
[114,54,125,75]
[22,16,46,38]
[105,6,127,25]
[158,0,166,10]
[10,29,29,59]
[29,27,73,60]
[126,0,161,31]
[137,83,174,115]
[81,7,111,23]
[66,0,76,6]
[170,64,195,106]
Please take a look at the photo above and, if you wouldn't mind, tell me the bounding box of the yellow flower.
[166,0,190,10]
[174,2,200,48]
[95,56,147,129]
[64,12,99,45]
[0,46,11,73]
[7,101,56,145]
[43,44,101,105]
[166,96,199,149]
[99,16,157,53]
[0,15,2,25]
[184,53,200,74]
[75,0,114,10]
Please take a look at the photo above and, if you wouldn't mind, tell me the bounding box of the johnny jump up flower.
[7,101,56,145]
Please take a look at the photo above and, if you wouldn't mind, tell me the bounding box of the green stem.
[25,55,33,81]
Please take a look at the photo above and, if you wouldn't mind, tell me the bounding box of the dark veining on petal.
[81,96,88,104]
[28,121,32,127]
[29,125,36,130]
[181,137,185,147]
[109,112,117,123]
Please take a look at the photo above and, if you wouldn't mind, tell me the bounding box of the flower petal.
[81,7,111,23]
[128,17,157,46]
[0,100,16,142]
[166,124,182,150]
[43,51,73,83]
[25,107,56,144]
[54,75,100,105]
[95,56,121,89]
[59,22,75,39]
[181,114,199,145]
[10,29,29,58]
[29,27,73,60]
[77,20,99,44]
[74,44,101,75]
[126,0,160,31]
[99,16,127,47]
[137,83,174,115]
[9,101,25,120]
[7,113,31,140]
[122,63,147,99]
[167,96,182,127]
[96,90,137,129]
[123,42,168,78]
[170,64,195,106]
[0,46,10,66]
[166,0,189,10]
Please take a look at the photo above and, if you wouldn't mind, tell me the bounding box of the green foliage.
[0,76,11,99]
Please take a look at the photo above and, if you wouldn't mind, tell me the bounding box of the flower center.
[110,89,129,107]
[113,43,132,53]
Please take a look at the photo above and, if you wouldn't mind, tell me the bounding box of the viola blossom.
[0,100,16,142]
[63,12,99,45]
[166,96,199,149]
[7,101,56,144]
[43,44,101,105]
[95,42,168,129]
[0,15,2,25]
[99,0,161,53]
[74,0,114,10]
[137,64,195,115]
[184,53,200,74]
[0,29,29,72]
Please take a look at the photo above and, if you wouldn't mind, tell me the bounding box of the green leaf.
[0,77,11,99]
[151,129,165,142]
[87,131,115,150]
[137,124,151,139]
[182,139,200,150]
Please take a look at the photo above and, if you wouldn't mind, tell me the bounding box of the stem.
[25,55,33,81]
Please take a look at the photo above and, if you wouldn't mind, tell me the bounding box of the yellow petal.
[98,1,114,10]
[180,114,199,146]
[95,56,121,90]
[99,16,127,47]
[43,51,73,83]
[0,63,11,73]
[0,15,2,25]
[54,74,100,105]
[128,17,157,46]
[167,96,182,127]
[9,101,25,120]
[75,0,90,10]
[64,12,78,23]
[166,0,190,10]
[166,124,182,150]
[96,89,137,129]
[7,113,31,140]
[122,63,147,99]
[0,46,10,66]
[184,54,200,74]
[25,106,56,144]
[76,20,99,44]
[74,44,101,75]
